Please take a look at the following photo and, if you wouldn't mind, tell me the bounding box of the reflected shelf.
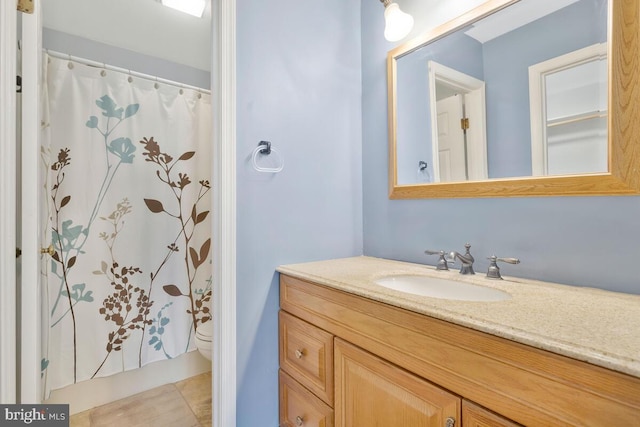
[546,110,608,128]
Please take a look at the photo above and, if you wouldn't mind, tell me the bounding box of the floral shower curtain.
[40,54,212,398]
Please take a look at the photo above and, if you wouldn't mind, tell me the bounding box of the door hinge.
[16,248,22,259]
[17,0,34,14]
[17,75,22,93]
[460,118,469,130]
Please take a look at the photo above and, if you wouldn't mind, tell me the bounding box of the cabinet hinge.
[460,118,470,131]
[17,0,34,14]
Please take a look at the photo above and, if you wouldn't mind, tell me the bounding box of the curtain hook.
[67,54,74,69]
[128,70,133,83]
[154,76,159,90]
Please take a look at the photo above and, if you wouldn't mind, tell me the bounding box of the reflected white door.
[436,94,467,182]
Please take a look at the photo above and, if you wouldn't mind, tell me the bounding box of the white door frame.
[0,0,18,404]
[212,1,237,426]
[13,1,238,424]
[428,60,488,182]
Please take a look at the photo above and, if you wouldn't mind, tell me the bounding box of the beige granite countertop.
[277,256,640,378]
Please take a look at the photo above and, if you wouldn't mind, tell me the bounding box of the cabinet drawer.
[280,370,334,427]
[462,400,522,427]
[279,311,334,404]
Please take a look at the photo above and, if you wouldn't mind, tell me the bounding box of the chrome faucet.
[449,243,475,275]
[425,250,450,270]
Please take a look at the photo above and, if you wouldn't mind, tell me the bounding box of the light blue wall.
[362,0,640,296]
[236,0,362,425]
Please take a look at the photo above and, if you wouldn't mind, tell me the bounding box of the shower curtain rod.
[45,49,211,95]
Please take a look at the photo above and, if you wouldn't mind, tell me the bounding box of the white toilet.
[195,320,213,361]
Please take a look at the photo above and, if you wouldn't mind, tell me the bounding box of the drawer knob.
[295,415,304,426]
[445,417,455,427]
[295,349,304,359]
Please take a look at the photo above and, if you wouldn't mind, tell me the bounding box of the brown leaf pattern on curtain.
[136,136,212,365]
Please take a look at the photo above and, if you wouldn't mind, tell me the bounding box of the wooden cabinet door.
[462,400,521,427]
[335,338,460,427]
[280,370,334,427]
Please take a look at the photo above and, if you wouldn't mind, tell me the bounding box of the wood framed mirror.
[387,0,640,199]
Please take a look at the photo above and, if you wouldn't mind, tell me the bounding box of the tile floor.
[69,372,211,427]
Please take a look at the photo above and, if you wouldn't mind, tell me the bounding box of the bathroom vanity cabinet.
[278,273,640,426]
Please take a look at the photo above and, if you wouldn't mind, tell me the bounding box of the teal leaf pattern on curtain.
[107,137,136,164]
[96,95,128,119]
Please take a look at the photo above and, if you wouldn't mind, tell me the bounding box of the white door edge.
[21,3,43,404]
[0,0,18,404]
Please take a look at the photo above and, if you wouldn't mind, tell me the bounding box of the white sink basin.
[373,275,511,302]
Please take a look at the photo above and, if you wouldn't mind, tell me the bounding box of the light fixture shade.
[383,3,414,42]
[161,0,206,17]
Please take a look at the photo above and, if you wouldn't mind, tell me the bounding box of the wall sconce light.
[160,0,206,18]
[380,0,414,42]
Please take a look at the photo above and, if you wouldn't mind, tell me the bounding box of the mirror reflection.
[394,0,608,184]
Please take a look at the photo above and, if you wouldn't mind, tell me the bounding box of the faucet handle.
[486,255,520,279]
[425,250,450,270]
[463,243,474,258]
